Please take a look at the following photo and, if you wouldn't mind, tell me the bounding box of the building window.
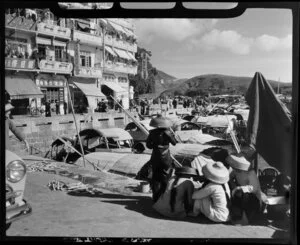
[55,46,64,61]
[80,51,91,67]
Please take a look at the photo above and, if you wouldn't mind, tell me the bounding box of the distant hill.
[160,74,292,97]
[139,70,188,99]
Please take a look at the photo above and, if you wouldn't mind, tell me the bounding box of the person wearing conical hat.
[146,114,177,203]
[225,153,264,224]
[153,167,199,218]
[190,161,231,223]
[5,103,29,152]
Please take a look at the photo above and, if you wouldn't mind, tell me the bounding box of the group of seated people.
[147,149,290,225]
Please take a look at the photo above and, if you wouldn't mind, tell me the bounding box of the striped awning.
[126,52,137,61]
[5,75,44,99]
[123,27,137,39]
[108,21,127,35]
[36,37,52,45]
[114,48,131,60]
[105,46,117,56]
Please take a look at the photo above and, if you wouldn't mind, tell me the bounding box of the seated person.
[225,153,265,224]
[153,167,198,219]
[189,162,231,223]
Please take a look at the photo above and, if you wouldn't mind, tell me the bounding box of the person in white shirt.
[189,161,231,223]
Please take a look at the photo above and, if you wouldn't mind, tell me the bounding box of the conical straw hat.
[202,161,229,184]
[149,114,173,128]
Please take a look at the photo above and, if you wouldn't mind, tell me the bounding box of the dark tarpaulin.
[245,72,292,177]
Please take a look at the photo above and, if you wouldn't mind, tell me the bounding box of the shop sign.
[5,58,35,70]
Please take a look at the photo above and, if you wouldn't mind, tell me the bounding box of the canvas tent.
[245,72,292,177]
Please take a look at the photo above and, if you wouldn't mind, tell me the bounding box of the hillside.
[138,70,188,99]
[160,74,292,97]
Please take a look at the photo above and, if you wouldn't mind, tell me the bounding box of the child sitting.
[225,154,264,225]
[190,161,231,223]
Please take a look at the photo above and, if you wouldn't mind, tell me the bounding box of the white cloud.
[254,34,292,52]
[134,19,217,43]
[198,29,254,55]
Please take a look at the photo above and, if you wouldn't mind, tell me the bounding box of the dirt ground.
[6,158,291,241]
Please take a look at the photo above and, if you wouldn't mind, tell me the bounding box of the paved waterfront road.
[6,172,290,240]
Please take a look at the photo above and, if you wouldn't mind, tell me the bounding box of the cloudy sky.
[131,6,292,83]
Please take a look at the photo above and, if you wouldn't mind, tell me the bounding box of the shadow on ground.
[66,190,290,234]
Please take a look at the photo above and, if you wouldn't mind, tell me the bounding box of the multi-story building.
[5,8,138,114]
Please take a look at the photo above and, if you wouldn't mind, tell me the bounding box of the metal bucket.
[139,181,150,193]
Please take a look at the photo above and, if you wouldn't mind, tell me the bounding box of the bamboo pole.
[66,80,86,168]
[110,95,182,167]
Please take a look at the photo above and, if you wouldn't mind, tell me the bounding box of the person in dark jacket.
[45,100,51,117]
[146,114,177,202]
[55,100,60,115]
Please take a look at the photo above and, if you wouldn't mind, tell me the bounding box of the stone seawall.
[7,111,135,156]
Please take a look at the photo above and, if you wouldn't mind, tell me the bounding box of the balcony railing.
[113,39,128,50]
[108,19,135,30]
[74,66,103,78]
[5,57,36,70]
[127,43,137,53]
[73,30,103,46]
[37,22,71,39]
[39,59,73,74]
[5,14,36,31]
[104,61,137,75]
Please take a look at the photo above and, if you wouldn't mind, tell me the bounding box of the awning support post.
[66,79,86,168]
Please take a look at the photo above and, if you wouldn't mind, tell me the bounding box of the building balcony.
[37,22,71,39]
[5,57,36,70]
[104,35,113,46]
[127,65,138,75]
[39,59,73,74]
[74,66,103,78]
[5,14,36,31]
[108,18,135,30]
[73,30,103,46]
[104,61,137,75]
[113,39,128,50]
[127,43,137,53]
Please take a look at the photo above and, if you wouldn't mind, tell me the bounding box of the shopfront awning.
[127,52,137,61]
[73,82,106,98]
[114,48,131,60]
[105,46,117,56]
[5,75,44,99]
[36,37,52,45]
[102,81,126,93]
